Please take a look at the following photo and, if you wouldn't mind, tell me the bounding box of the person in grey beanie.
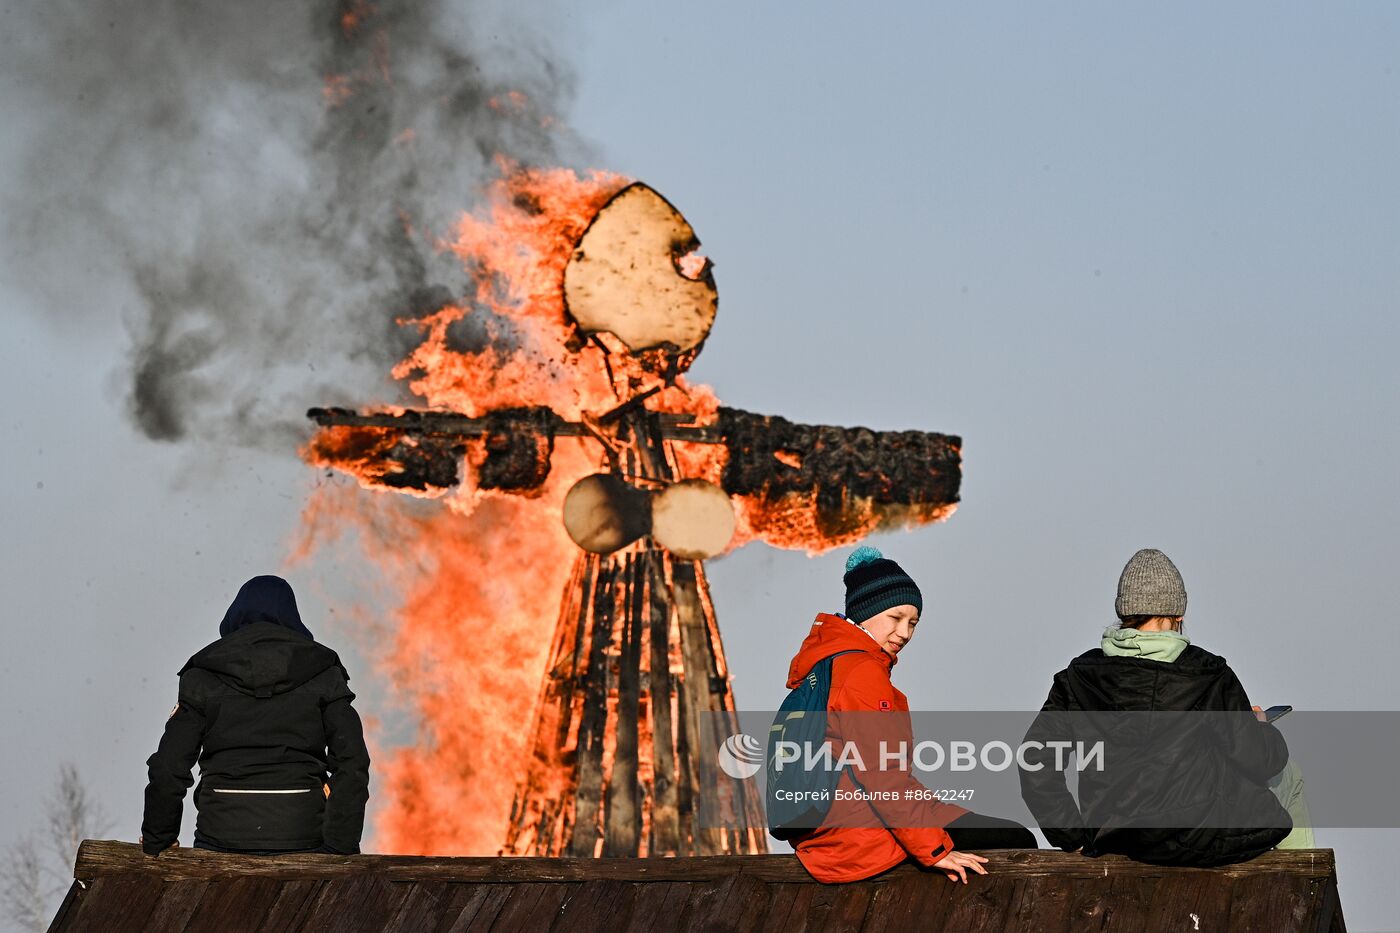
[1018,548,1313,866]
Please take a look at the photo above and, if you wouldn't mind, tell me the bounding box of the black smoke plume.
[1,0,588,448]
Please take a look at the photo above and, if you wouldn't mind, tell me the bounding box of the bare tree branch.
[3,762,112,932]
[44,762,111,872]
[0,836,54,933]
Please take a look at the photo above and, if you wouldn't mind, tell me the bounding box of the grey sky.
[3,1,1398,929]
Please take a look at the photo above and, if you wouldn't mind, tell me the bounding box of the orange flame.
[297,437,600,855]
[299,166,727,854]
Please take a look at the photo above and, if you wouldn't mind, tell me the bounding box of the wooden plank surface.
[141,880,210,932]
[675,876,743,932]
[883,870,964,931]
[55,875,164,933]
[381,882,453,933]
[938,878,1020,931]
[341,878,416,933]
[1098,875,1153,931]
[447,883,514,933]
[754,883,809,931]
[48,844,1349,933]
[1228,871,1327,933]
[803,883,875,933]
[1061,881,1116,931]
[429,884,508,933]
[621,882,693,933]
[1318,878,1347,933]
[681,873,769,933]
[1142,872,1234,933]
[858,873,937,929]
[72,841,1339,885]
[256,879,324,933]
[548,879,638,930]
[295,877,392,931]
[1005,875,1074,933]
[44,881,84,933]
[1028,873,1157,933]
[181,877,285,933]
[487,881,579,933]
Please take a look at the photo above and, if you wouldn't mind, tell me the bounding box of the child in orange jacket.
[786,546,1035,883]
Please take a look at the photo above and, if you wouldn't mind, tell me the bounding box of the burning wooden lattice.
[308,182,961,857]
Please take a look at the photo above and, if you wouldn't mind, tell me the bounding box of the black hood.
[182,621,345,697]
[219,575,314,641]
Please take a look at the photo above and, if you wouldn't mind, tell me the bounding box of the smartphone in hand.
[1263,705,1293,723]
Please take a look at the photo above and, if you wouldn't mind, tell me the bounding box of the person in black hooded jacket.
[141,575,371,856]
[1018,549,1291,867]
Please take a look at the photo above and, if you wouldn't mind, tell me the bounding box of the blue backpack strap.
[765,648,868,839]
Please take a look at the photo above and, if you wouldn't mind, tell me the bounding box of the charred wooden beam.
[306,407,962,510]
[307,407,558,492]
[308,429,466,491]
[602,553,644,856]
[715,408,961,510]
[644,551,680,856]
[568,557,617,858]
[306,406,718,442]
[478,408,556,491]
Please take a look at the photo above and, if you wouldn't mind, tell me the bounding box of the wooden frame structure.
[500,403,765,857]
[54,841,1347,932]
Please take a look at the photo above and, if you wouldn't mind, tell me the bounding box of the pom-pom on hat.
[843,545,922,623]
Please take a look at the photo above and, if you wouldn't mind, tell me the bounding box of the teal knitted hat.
[843,546,922,623]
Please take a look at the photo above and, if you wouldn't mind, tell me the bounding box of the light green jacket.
[1100,626,1190,663]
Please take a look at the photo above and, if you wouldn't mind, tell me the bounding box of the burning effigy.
[304,172,961,857]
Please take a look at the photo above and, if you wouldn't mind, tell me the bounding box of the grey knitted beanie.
[1115,549,1187,618]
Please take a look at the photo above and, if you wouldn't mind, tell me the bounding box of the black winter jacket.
[142,622,371,854]
[1018,644,1290,867]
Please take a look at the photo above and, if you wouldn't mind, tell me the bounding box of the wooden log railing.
[59,841,1346,933]
[75,839,1336,885]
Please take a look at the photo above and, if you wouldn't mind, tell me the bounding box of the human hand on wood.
[138,835,178,857]
[933,850,988,884]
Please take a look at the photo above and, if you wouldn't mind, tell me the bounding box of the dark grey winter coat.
[141,621,370,854]
[1018,644,1290,867]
